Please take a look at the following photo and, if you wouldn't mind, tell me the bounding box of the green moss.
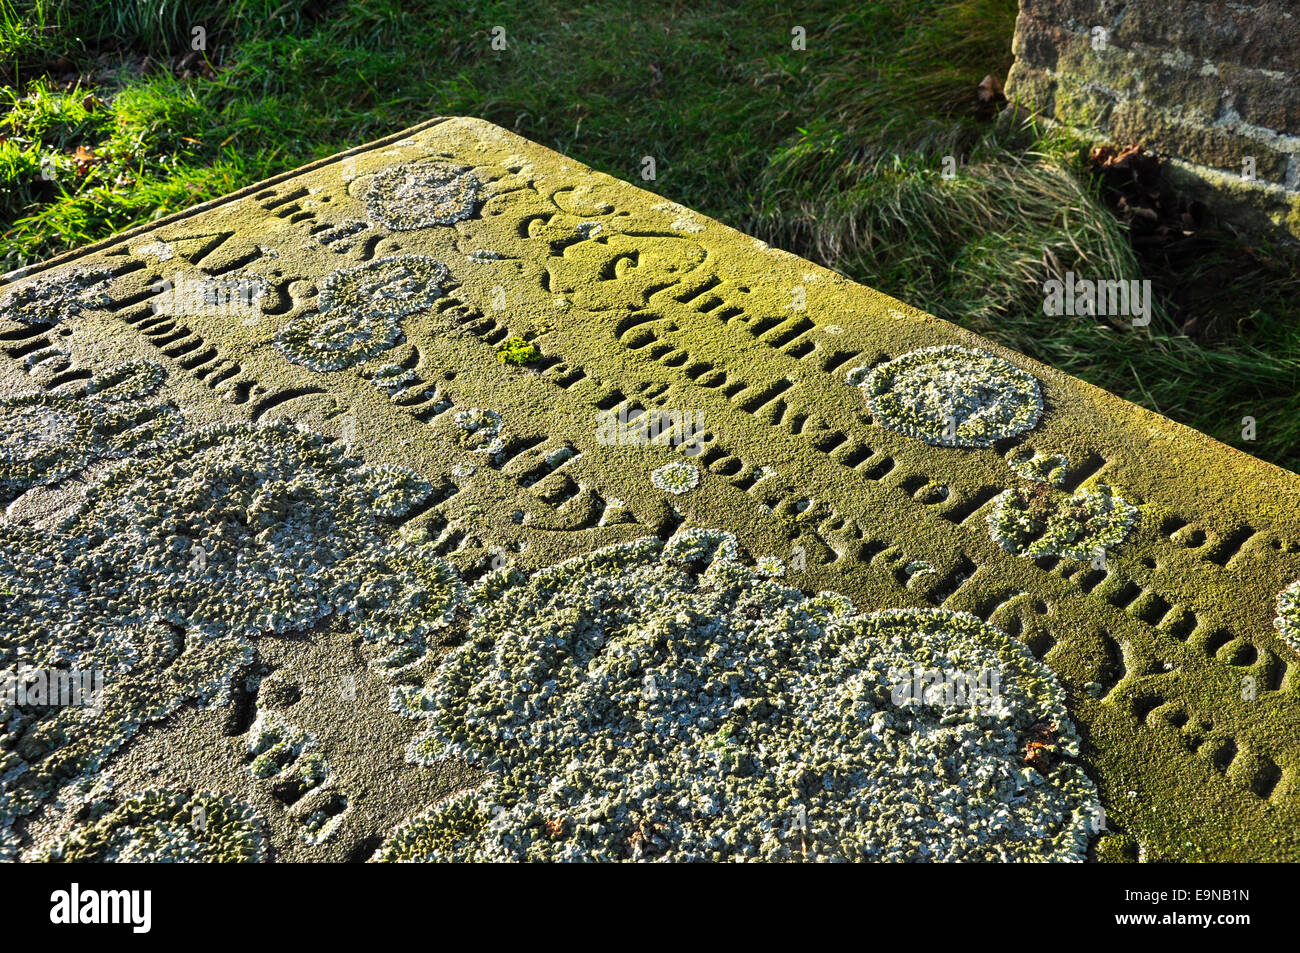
[1094,832,1138,863]
[495,336,540,367]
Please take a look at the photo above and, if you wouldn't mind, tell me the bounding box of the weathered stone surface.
[1006,1,1300,241]
[2,117,1299,861]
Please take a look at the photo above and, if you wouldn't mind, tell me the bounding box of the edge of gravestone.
[3,113,1296,487]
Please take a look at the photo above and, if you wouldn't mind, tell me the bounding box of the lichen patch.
[853,345,1043,448]
[365,160,481,230]
[1275,580,1300,653]
[988,484,1138,560]
[374,533,1096,862]
[1,268,112,324]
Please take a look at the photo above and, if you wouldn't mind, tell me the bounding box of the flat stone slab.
[2,117,1299,862]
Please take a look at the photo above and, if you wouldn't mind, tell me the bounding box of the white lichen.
[651,460,700,495]
[318,255,450,317]
[853,345,1043,448]
[0,394,97,490]
[1,268,112,324]
[1275,580,1300,654]
[454,408,504,454]
[1,362,177,492]
[374,533,1096,862]
[275,308,403,372]
[44,789,265,863]
[1008,451,1071,486]
[365,160,481,230]
[988,484,1138,560]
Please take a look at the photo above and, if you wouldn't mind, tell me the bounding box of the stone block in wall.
[1005,0,1300,241]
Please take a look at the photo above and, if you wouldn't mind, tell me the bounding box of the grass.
[1,0,1297,470]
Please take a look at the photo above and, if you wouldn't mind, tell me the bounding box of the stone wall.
[1005,0,1300,241]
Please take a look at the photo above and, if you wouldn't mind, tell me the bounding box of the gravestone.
[2,116,1298,862]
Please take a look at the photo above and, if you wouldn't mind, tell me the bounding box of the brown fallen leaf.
[977,73,1004,102]
[974,73,1006,120]
[1023,719,1060,775]
[72,145,97,178]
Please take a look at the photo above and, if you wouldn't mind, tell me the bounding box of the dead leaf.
[977,74,1004,102]
[72,145,97,178]
[1023,720,1060,775]
[974,74,1006,121]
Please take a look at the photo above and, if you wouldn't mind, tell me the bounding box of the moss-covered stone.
[1005,4,1300,243]
[4,115,1297,862]
[453,407,503,454]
